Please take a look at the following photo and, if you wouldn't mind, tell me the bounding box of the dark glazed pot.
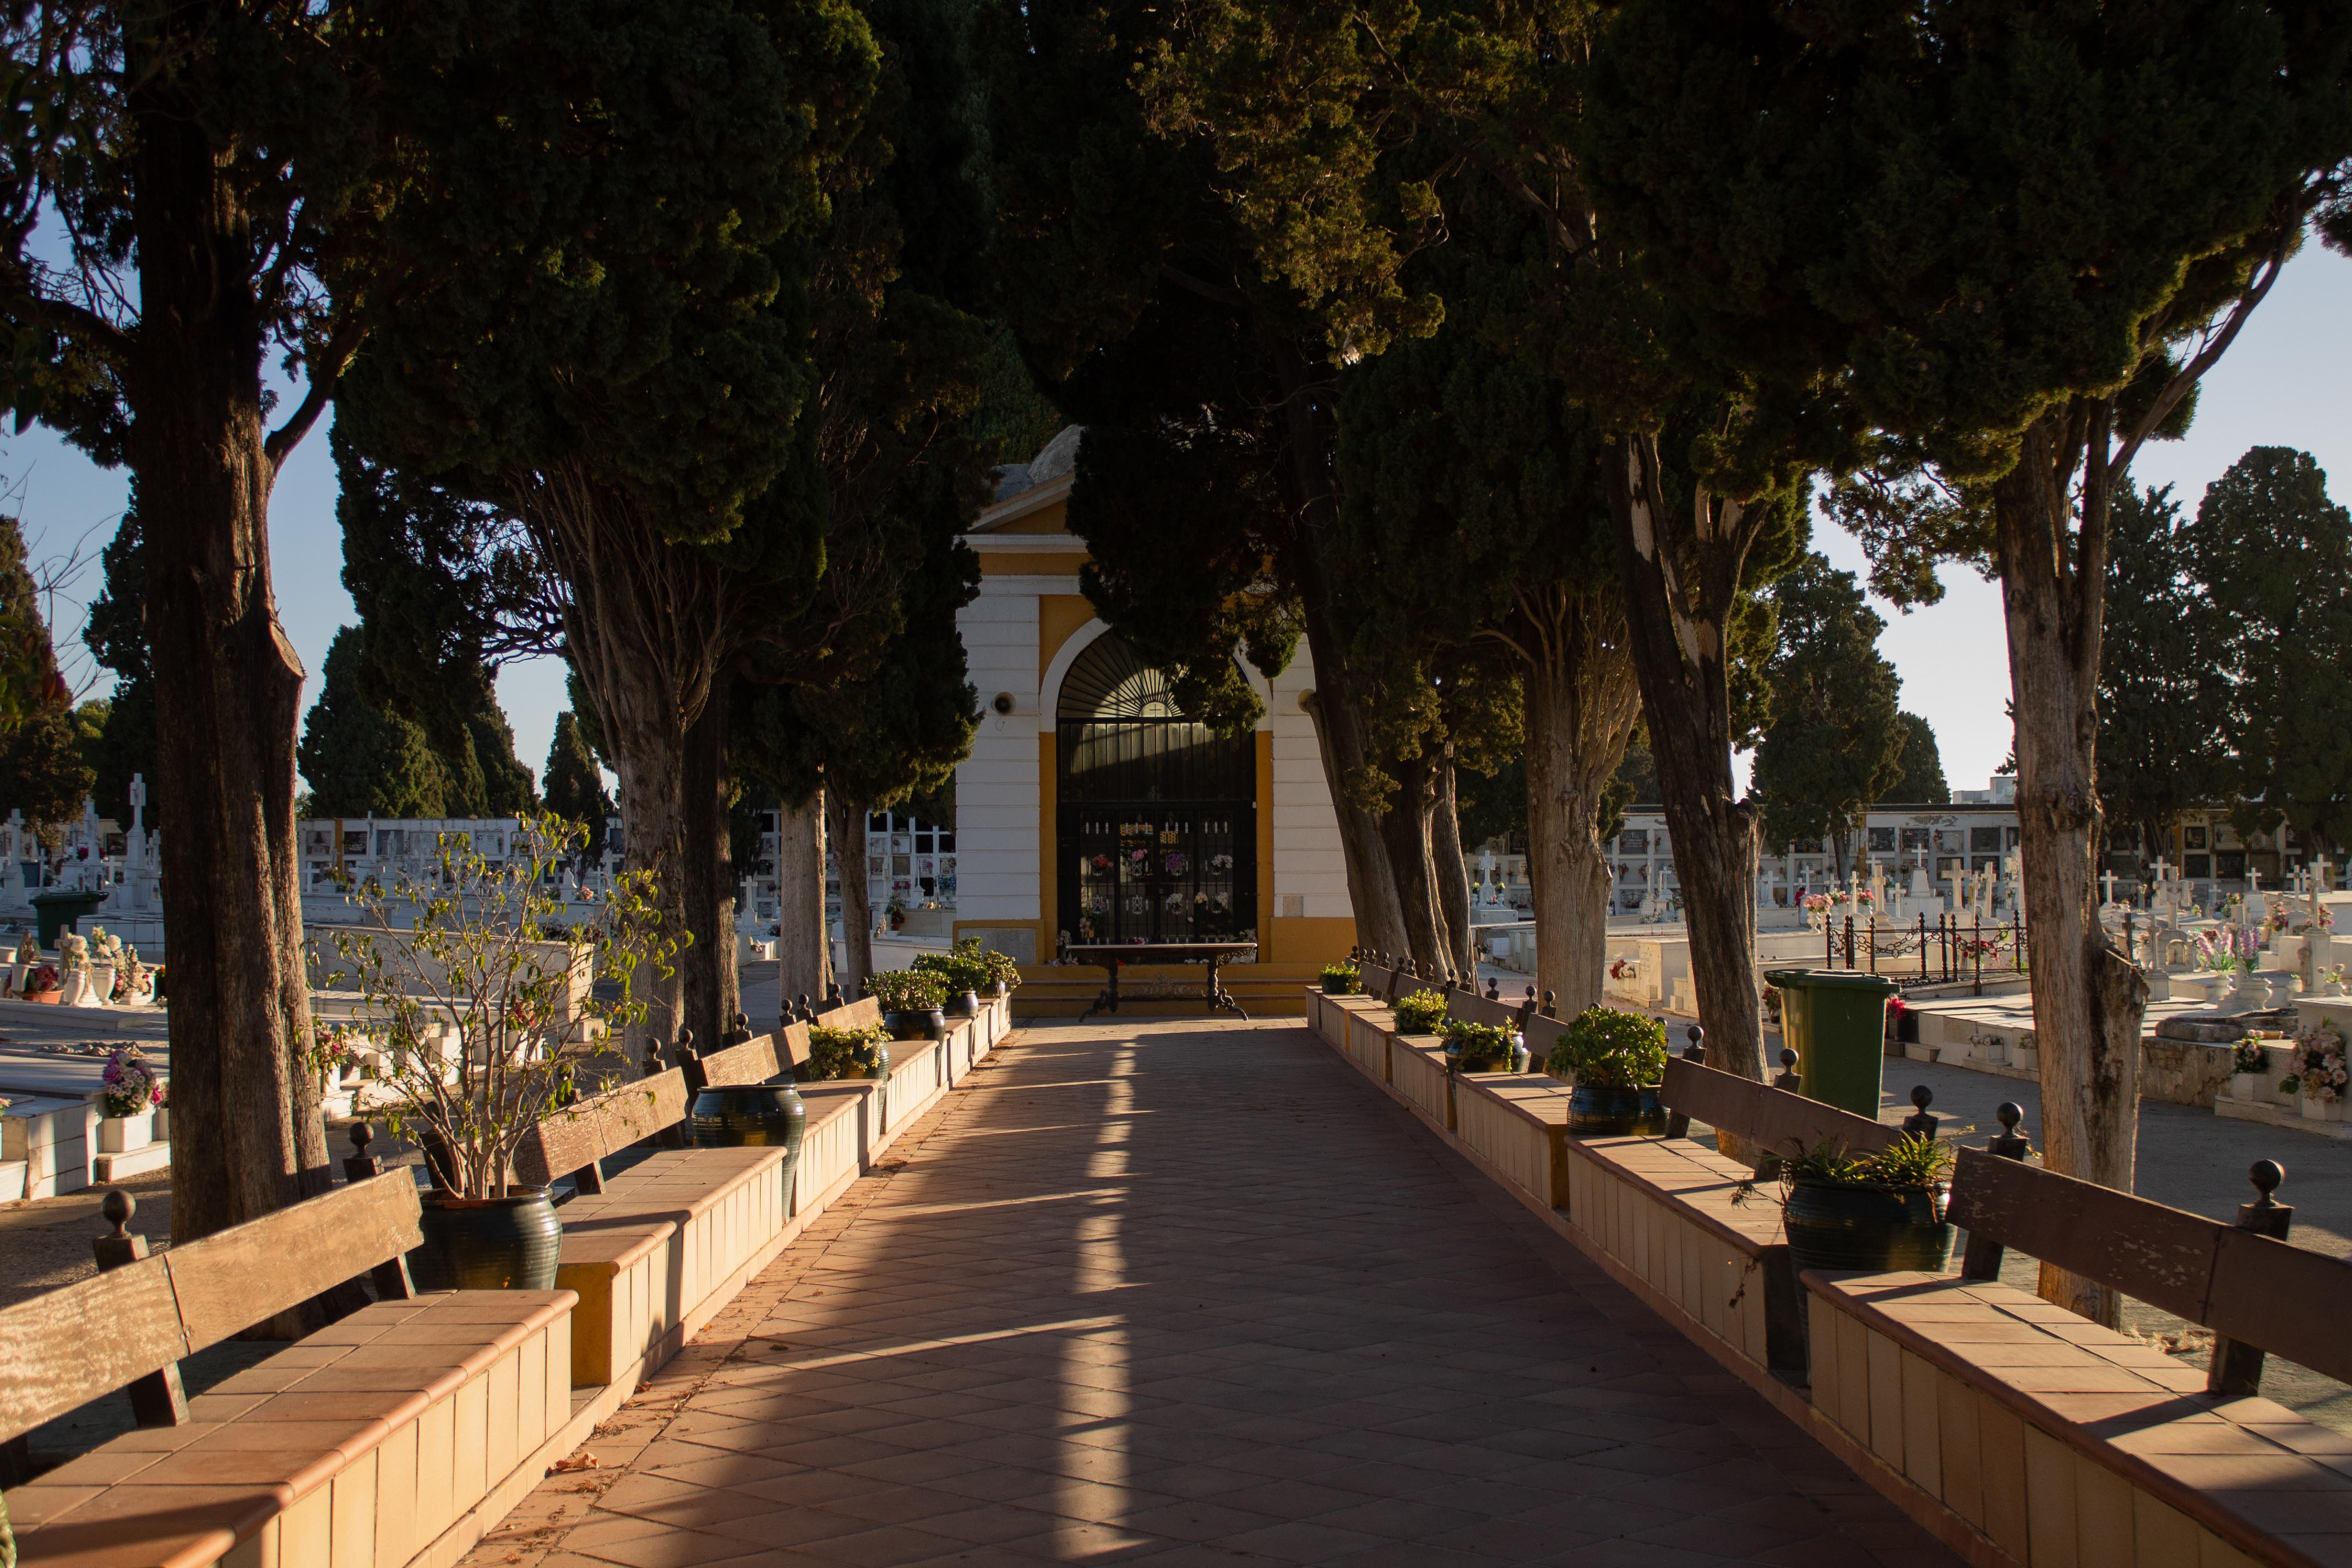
[1784,1178,1956,1272]
[413,1188,562,1291]
[1567,1084,1667,1137]
[942,989,981,1019]
[692,1078,808,1152]
[885,1008,944,1042]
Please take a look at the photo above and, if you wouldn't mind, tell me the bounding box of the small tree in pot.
[317,816,677,1291]
[805,1022,891,1081]
[1442,1019,1520,1074]
[1319,960,1361,996]
[1547,1007,1668,1135]
[912,939,998,1017]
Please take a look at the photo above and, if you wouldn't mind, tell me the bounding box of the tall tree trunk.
[1376,753,1452,975]
[677,694,739,1053]
[1993,411,2149,1327]
[772,790,830,1011]
[827,788,873,997]
[1608,434,1767,1084]
[525,469,726,1060]
[134,56,328,1248]
[1433,757,1474,978]
[1264,320,1411,959]
[1518,591,1643,1016]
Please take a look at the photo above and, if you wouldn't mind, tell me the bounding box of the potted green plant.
[1320,960,1360,996]
[1392,988,1450,1035]
[1546,1006,1668,1135]
[317,815,677,1292]
[1441,1019,1518,1074]
[1779,1133,1957,1271]
[804,1022,891,1081]
[912,939,994,1017]
[870,968,948,1040]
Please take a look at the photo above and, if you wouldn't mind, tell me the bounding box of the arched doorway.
[1055,633,1256,946]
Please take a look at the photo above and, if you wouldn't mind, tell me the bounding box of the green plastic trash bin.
[1766,968,1897,1120]
[30,889,106,949]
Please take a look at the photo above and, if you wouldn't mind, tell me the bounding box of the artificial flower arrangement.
[1208,854,1234,873]
[1163,851,1189,876]
[56,932,88,973]
[2284,1019,2349,1104]
[100,1045,165,1119]
[14,930,36,964]
[2296,906,2337,934]
[1608,957,1637,980]
[2234,1035,2271,1075]
[1090,853,1113,873]
[23,962,59,997]
[1854,889,1877,907]
[2190,930,2248,974]
[1800,892,1832,912]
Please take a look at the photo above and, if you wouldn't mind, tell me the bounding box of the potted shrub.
[1779,1133,1957,1271]
[912,939,994,1017]
[804,1022,891,1082]
[1392,987,1449,1035]
[96,1045,165,1152]
[1546,1006,1668,1135]
[1320,960,1360,996]
[870,968,948,1041]
[315,815,677,1292]
[1441,1019,1518,1074]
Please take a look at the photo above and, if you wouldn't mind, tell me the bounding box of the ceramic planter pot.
[942,989,981,1019]
[885,1008,944,1042]
[692,1079,808,1153]
[1784,1177,1955,1272]
[412,1189,562,1291]
[1567,1084,1666,1137]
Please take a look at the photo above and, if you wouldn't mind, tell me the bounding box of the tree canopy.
[2191,447,2352,853]
[2100,484,2224,863]
[1752,554,1902,878]
[1884,714,1950,807]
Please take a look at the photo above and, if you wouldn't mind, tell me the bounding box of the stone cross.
[2102,870,2119,906]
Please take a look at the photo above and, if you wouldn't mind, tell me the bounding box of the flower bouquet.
[1163,851,1189,876]
[2285,1019,2349,1116]
[22,962,59,1000]
[100,1045,164,1119]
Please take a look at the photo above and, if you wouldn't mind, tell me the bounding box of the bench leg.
[124,1363,189,1428]
[573,1158,606,1195]
[372,1255,417,1302]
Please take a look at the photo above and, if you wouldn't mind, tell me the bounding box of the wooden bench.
[505,993,991,1391]
[1,1175,575,1568]
[1807,1147,2352,1568]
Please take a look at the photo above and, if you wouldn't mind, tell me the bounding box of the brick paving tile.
[466,1020,1961,1567]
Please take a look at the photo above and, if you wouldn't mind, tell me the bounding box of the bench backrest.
[1947,1147,2352,1385]
[1352,965,1567,1059]
[1660,1056,1899,1158]
[510,1069,690,1188]
[508,995,901,1184]
[0,1173,424,1445]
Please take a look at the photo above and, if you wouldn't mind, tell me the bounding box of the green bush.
[1392,988,1449,1033]
[868,968,946,1012]
[1545,1006,1666,1087]
[912,937,1022,996]
[806,1024,888,1082]
[1319,961,1360,995]
[1442,1019,1517,1072]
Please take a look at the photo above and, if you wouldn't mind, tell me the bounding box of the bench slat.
[697,1032,784,1088]
[514,1069,690,1187]
[1662,1056,1898,1158]
[1947,1148,2214,1321]
[1949,1147,2352,1381]
[165,1173,426,1351]
[2204,1226,2352,1387]
[0,1254,188,1444]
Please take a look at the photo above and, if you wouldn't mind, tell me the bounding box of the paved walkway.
[471,1020,1956,1567]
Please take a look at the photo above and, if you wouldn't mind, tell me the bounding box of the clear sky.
[2,244,2347,802]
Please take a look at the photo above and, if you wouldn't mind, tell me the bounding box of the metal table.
[1067,942,1258,1023]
